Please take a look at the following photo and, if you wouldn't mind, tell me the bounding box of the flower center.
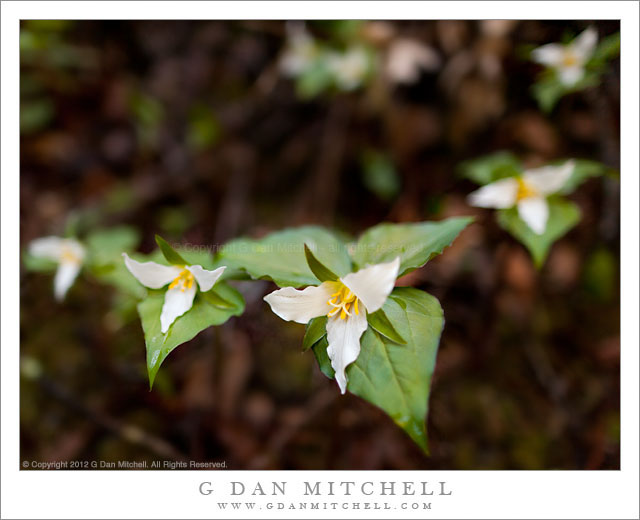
[562,50,578,67]
[516,178,538,201]
[60,246,81,264]
[327,283,359,320]
[169,268,195,292]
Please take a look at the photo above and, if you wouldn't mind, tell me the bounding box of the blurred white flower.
[280,24,319,77]
[531,27,598,86]
[123,253,225,333]
[264,257,400,394]
[29,237,85,301]
[327,47,371,91]
[386,38,440,84]
[467,161,575,235]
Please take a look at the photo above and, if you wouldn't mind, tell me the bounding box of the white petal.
[54,261,81,301]
[263,283,334,324]
[122,253,181,289]
[531,43,565,66]
[29,236,64,260]
[386,38,440,84]
[340,257,399,314]
[557,65,584,86]
[572,26,597,61]
[523,161,575,195]
[326,311,368,394]
[517,197,549,235]
[467,178,518,209]
[29,237,85,263]
[187,265,225,292]
[160,284,197,333]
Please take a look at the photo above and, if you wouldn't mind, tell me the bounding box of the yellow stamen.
[326,283,360,320]
[169,268,195,292]
[60,247,81,264]
[516,178,538,201]
[562,51,578,67]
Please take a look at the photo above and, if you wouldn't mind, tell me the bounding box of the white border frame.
[2,2,638,519]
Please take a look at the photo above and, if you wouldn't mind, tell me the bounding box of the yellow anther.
[562,51,578,67]
[60,247,81,264]
[326,283,360,320]
[516,178,538,201]
[169,268,195,292]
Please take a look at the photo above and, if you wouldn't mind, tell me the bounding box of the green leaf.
[360,150,401,201]
[85,227,140,267]
[155,235,188,266]
[351,217,472,277]
[367,297,408,344]
[497,197,581,268]
[138,281,245,388]
[22,251,58,272]
[303,316,328,351]
[313,287,444,453]
[590,32,620,65]
[220,226,352,288]
[304,244,339,282]
[458,151,522,185]
[531,76,568,113]
[312,336,334,378]
[200,288,236,309]
[557,159,608,194]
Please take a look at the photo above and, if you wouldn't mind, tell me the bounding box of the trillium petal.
[160,284,197,333]
[264,283,335,324]
[467,178,519,209]
[572,26,597,61]
[326,311,368,394]
[29,236,64,260]
[53,260,82,301]
[122,253,181,289]
[340,257,399,314]
[517,196,549,235]
[187,265,226,292]
[531,43,565,67]
[30,237,85,263]
[557,65,584,86]
[524,161,575,195]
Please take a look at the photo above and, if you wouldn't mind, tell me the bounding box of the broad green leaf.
[138,282,244,388]
[458,151,522,185]
[155,234,188,265]
[304,244,339,282]
[531,76,568,113]
[86,227,140,267]
[590,32,620,65]
[312,336,334,378]
[361,150,401,201]
[303,316,328,351]
[497,197,581,268]
[220,226,352,288]
[313,287,444,453]
[22,251,57,272]
[366,297,408,344]
[557,159,608,194]
[351,217,472,277]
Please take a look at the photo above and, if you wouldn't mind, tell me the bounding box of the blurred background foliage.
[20,20,619,470]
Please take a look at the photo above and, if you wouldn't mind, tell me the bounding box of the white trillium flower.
[264,257,400,394]
[531,26,598,86]
[386,38,440,85]
[280,25,319,77]
[123,253,226,333]
[327,47,371,91]
[467,161,575,235]
[29,237,86,301]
